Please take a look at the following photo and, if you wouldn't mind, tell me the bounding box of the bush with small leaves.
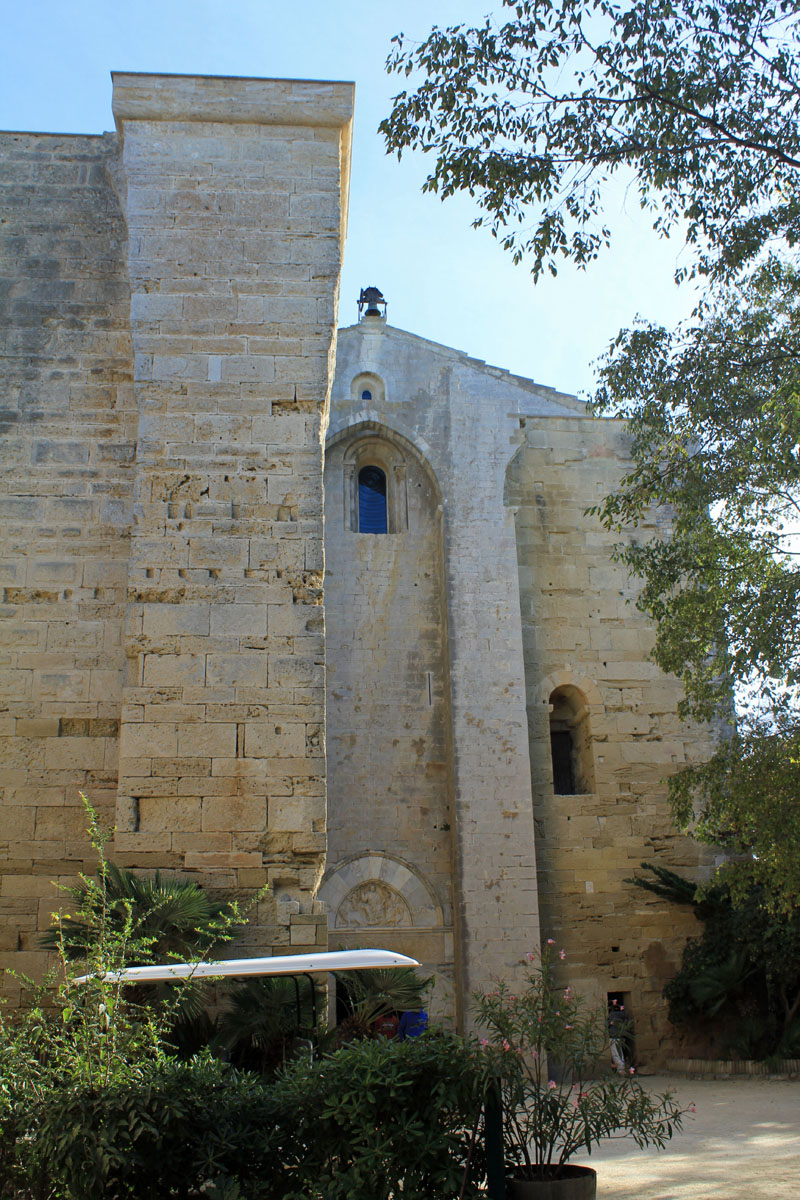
[277,1032,486,1200]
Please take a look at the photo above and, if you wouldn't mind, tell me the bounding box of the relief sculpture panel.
[335,881,413,928]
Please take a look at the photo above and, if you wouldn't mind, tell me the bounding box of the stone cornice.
[111,71,355,131]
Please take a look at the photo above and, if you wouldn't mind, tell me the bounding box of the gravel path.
[581,1074,800,1199]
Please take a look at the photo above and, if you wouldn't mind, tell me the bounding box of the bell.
[358,286,387,320]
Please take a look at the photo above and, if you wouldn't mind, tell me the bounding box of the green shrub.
[629,864,800,1059]
[278,1032,486,1200]
[16,1056,286,1200]
[212,975,323,1072]
[4,1034,484,1199]
[0,799,483,1197]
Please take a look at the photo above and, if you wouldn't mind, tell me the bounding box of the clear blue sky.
[1,0,697,397]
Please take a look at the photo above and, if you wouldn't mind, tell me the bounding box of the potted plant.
[474,943,692,1199]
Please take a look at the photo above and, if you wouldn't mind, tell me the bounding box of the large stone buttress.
[0,73,354,984]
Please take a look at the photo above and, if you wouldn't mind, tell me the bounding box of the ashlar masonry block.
[108,73,353,952]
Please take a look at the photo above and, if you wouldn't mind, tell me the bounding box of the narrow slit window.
[550,729,575,794]
[548,686,594,794]
[358,465,388,534]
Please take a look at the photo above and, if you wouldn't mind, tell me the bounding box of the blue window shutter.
[358,466,387,534]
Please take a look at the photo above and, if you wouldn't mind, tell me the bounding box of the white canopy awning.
[74,948,420,985]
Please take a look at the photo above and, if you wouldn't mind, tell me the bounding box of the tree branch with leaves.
[382,0,800,281]
[383,0,800,910]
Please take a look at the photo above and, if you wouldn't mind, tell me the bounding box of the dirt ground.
[585,1074,800,1199]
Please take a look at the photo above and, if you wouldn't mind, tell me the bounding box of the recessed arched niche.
[548,684,595,795]
[318,853,443,930]
[323,420,456,1015]
[338,428,412,534]
[351,371,386,406]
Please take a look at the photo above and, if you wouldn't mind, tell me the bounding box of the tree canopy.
[382,0,800,281]
[628,864,800,1056]
[383,0,800,910]
[591,257,800,909]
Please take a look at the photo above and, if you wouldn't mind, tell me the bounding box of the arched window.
[351,373,385,406]
[358,465,388,534]
[339,433,410,534]
[548,686,594,794]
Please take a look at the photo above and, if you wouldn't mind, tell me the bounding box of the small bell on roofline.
[358,286,387,320]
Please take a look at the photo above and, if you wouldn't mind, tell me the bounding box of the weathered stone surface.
[0,73,354,985]
[2,74,712,1063]
[508,416,715,1061]
[323,317,713,1058]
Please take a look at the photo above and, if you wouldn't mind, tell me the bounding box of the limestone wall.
[0,74,354,987]
[507,416,714,1063]
[326,321,714,1054]
[325,318,573,1012]
[1,81,712,1048]
[322,422,457,1017]
[0,131,135,984]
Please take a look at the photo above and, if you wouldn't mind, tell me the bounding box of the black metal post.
[485,1080,506,1200]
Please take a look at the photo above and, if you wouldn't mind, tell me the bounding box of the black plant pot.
[506,1165,597,1200]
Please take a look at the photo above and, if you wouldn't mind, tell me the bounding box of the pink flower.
[526,951,535,962]
[690,1104,697,1113]
[546,938,555,945]
[479,1038,489,1047]
[502,1039,511,1052]
[564,988,571,999]
[548,1080,557,1090]
[565,1024,573,1030]
[559,949,566,960]
[629,1067,635,1075]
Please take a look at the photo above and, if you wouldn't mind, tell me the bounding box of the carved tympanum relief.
[335,880,412,928]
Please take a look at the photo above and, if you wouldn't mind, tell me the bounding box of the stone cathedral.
[0,72,710,1063]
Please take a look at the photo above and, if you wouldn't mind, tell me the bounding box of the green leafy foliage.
[41,863,236,963]
[1,1036,484,1200]
[0,797,483,1198]
[383,1,800,913]
[8,802,172,1095]
[592,259,800,908]
[475,944,689,1179]
[334,964,432,1040]
[277,1032,486,1200]
[40,801,257,1056]
[17,1056,286,1200]
[630,866,800,1057]
[213,975,322,1071]
[382,0,799,281]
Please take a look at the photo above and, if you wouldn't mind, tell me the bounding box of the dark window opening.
[548,686,594,794]
[550,730,575,795]
[358,465,388,534]
[361,388,372,401]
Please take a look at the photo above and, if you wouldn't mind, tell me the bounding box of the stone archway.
[319,852,444,931]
